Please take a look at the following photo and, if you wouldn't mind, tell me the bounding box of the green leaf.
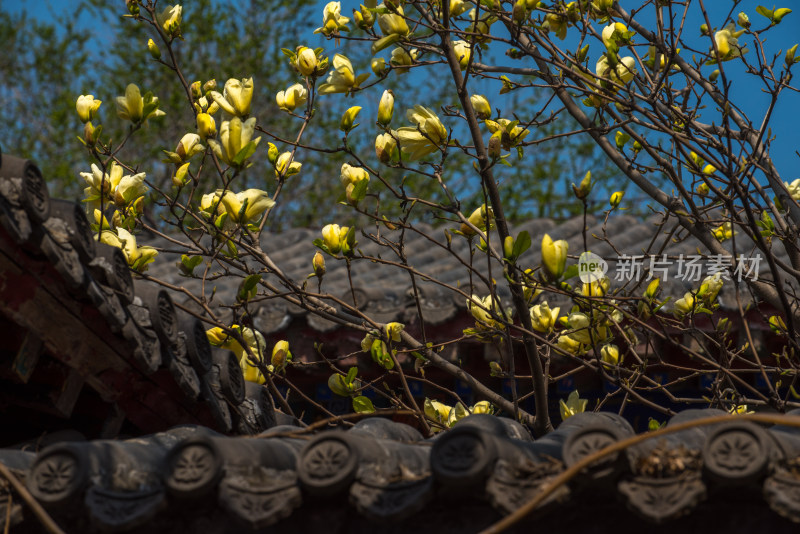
[512,230,531,258]
[179,254,203,275]
[563,263,580,280]
[233,140,258,167]
[352,395,375,413]
[756,5,774,19]
[350,177,369,203]
[237,273,262,302]
[346,366,358,385]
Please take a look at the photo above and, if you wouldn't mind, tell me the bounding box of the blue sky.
[5,0,800,185]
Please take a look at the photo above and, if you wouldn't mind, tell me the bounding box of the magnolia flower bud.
[375,133,398,163]
[470,94,491,119]
[340,106,362,132]
[76,95,101,123]
[271,340,291,372]
[377,90,394,125]
[541,234,568,279]
[172,162,190,187]
[600,344,620,366]
[313,251,326,277]
[737,11,750,29]
[452,40,471,70]
[322,224,343,254]
[572,170,592,199]
[156,4,182,39]
[371,57,388,76]
[147,38,161,59]
[530,301,559,332]
[126,0,140,15]
[296,46,319,76]
[83,121,101,145]
[609,191,624,208]
[197,113,216,139]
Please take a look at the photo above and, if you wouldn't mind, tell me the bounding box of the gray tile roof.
[5,410,800,532]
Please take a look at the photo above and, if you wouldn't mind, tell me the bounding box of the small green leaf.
[346,366,358,385]
[352,395,375,413]
[233,140,258,166]
[237,273,262,302]
[563,264,580,280]
[512,230,531,258]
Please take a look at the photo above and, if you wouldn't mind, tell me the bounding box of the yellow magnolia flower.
[207,326,268,384]
[172,162,191,187]
[340,106,362,132]
[471,400,494,414]
[786,179,800,201]
[76,95,101,123]
[467,294,511,329]
[529,301,560,333]
[484,118,529,149]
[375,132,398,163]
[610,190,624,207]
[219,189,275,224]
[567,312,594,344]
[156,4,182,39]
[163,133,205,163]
[541,234,568,279]
[378,5,410,36]
[582,275,610,298]
[459,204,492,235]
[371,57,388,76]
[393,105,447,161]
[80,162,148,210]
[275,152,302,179]
[377,89,394,125]
[452,40,472,70]
[295,46,320,76]
[318,54,367,94]
[699,273,724,303]
[557,333,583,354]
[450,0,469,16]
[209,77,254,117]
[713,23,746,62]
[340,163,370,188]
[147,38,160,59]
[276,83,308,112]
[313,251,326,277]
[601,22,633,51]
[321,223,353,254]
[271,340,292,373]
[600,344,620,366]
[100,228,158,272]
[115,84,165,123]
[712,222,733,241]
[197,113,217,139]
[545,12,572,39]
[559,390,588,421]
[470,94,491,119]
[207,117,260,167]
[315,1,350,36]
[385,322,405,341]
[673,292,695,317]
[390,46,418,73]
[424,398,452,429]
[193,95,220,116]
[595,55,637,86]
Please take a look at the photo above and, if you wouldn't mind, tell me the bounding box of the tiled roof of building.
[4,410,800,533]
[0,153,283,438]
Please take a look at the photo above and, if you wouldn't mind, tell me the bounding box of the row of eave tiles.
[5,409,800,532]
